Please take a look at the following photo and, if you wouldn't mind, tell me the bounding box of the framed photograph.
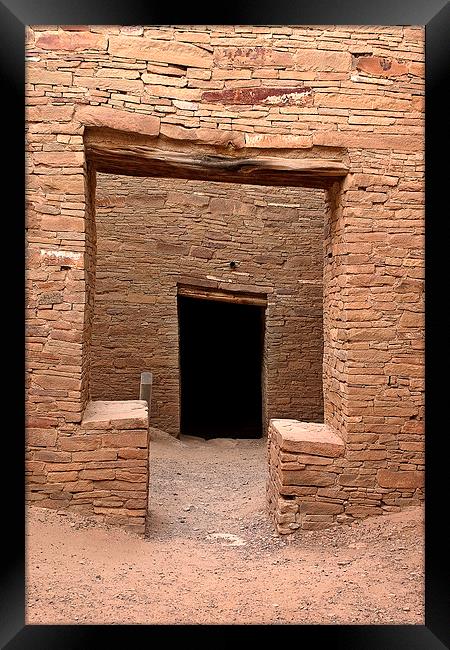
[3,0,448,646]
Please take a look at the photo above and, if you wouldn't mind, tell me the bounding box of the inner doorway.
[178,292,265,439]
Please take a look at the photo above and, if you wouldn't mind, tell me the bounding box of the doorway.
[178,293,265,439]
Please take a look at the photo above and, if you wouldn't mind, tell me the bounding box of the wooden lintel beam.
[177,285,268,307]
[85,141,348,188]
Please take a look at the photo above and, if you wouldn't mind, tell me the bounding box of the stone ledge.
[270,419,345,457]
[81,400,148,430]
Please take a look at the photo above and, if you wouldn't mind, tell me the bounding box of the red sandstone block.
[101,431,148,448]
[79,469,116,480]
[190,245,214,260]
[124,498,147,509]
[202,86,313,107]
[214,47,350,71]
[299,501,343,515]
[117,448,147,459]
[40,215,85,233]
[301,521,333,530]
[338,474,376,488]
[60,436,101,452]
[27,68,73,86]
[244,133,313,149]
[281,469,336,487]
[26,105,74,123]
[313,131,423,151]
[108,35,212,68]
[377,469,424,489]
[27,428,57,447]
[346,450,387,461]
[279,486,317,497]
[355,55,408,78]
[72,449,118,462]
[62,480,95,492]
[35,31,107,51]
[75,105,160,137]
[115,470,147,484]
[34,450,72,463]
[345,505,383,518]
[160,123,245,148]
[270,420,344,457]
[33,374,81,391]
[93,498,123,507]
[33,151,84,167]
[301,514,335,523]
[47,471,79,482]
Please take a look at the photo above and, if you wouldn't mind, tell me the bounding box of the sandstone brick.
[72,449,118,462]
[34,450,72,463]
[117,448,148,460]
[34,375,81,391]
[93,497,123,507]
[124,498,147,509]
[202,86,313,106]
[271,420,344,457]
[27,68,73,85]
[47,471,78,482]
[27,428,57,447]
[33,151,84,167]
[160,123,245,148]
[355,55,408,78]
[338,474,376,488]
[281,470,336,487]
[345,505,383,518]
[299,501,343,515]
[377,469,424,489]
[313,131,423,151]
[59,436,101,452]
[245,134,313,149]
[79,468,116,480]
[101,432,148,448]
[40,215,85,232]
[35,31,107,51]
[76,105,160,137]
[301,521,333,530]
[108,36,212,68]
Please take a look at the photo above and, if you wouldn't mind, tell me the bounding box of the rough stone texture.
[25,25,425,534]
[90,175,325,433]
[26,401,149,534]
[75,105,160,136]
[267,416,423,533]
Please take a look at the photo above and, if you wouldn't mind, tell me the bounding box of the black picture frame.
[2,0,448,646]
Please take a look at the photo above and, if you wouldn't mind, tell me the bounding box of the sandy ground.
[26,432,424,625]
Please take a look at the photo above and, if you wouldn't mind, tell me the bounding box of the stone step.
[270,419,345,458]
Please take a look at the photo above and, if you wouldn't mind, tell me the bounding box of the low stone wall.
[26,400,149,534]
[267,419,424,534]
[267,419,346,533]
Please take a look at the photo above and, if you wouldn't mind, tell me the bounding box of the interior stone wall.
[90,174,325,434]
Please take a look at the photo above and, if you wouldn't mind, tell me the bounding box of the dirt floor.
[26,431,424,625]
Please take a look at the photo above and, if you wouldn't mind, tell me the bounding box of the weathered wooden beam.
[177,285,268,307]
[84,138,348,188]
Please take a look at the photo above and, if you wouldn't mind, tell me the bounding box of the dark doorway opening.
[178,294,265,439]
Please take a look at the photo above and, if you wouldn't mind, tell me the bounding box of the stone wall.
[90,174,325,434]
[25,25,425,531]
[267,418,423,533]
[26,401,149,534]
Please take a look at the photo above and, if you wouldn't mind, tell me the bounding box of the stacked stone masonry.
[26,400,149,534]
[25,25,424,533]
[267,419,424,533]
[90,175,325,433]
